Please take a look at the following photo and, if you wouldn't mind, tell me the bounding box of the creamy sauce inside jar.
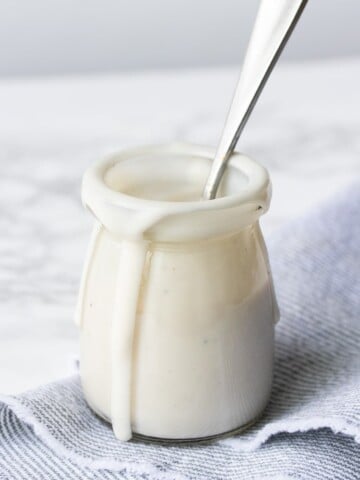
[76,144,279,441]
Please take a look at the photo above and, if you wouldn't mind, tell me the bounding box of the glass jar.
[75,143,279,442]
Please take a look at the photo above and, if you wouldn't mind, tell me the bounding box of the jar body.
[79,222,277,440]
[77,143,279,441]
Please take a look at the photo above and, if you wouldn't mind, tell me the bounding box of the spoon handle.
[202,0,308,200]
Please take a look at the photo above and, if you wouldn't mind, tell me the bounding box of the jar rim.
[82,142,271,217]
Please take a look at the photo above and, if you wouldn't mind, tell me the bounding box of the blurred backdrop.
[1,0,360,77]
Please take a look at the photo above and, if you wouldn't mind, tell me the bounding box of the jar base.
[132,417,260,445]
[88,399,262,444]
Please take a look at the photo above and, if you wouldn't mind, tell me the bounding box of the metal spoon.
[202,0,308,200]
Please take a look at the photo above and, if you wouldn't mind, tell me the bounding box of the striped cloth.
[1,183,359,480]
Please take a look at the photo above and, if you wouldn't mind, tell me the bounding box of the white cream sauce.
[77,148,277,441]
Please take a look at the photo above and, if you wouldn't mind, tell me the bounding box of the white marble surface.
[0,59,359,394]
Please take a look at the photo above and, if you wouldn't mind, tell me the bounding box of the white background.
[1,0,360,77]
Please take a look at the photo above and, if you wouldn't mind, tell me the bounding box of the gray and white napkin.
[1,182,359,480]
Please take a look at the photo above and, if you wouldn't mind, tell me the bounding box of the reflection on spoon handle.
[202,0,308,200]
